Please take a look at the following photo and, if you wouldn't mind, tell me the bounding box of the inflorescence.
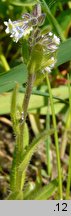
[4,4,60,73]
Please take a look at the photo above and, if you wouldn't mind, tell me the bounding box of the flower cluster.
[43,33,60,73]
[41,32,60,73]
[4,4,60,73]
[29,28,60,73]
[44,57,56,73]
[41,32,60,52]
[4,19,33,43]
[4,4,45,43]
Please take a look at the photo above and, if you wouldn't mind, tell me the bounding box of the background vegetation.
[0,0,71,200]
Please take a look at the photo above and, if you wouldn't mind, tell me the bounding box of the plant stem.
[60,111,70,159]
[20,73,35,150]
[0,53,10,71]
[41,0,65,42]
[10,73,35,191]
[22,73,35,122]
[66,144,71,199]
[46,73,63,199]
[45,101,51,176]
[66,74,71,200]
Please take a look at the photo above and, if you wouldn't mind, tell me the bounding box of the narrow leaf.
[11,83,19,133]
[57,38,71,66]
[34,179,58,200]
[0,63,28,93]
[25,178,58,200]
[23,123,29,148]
[19,129,55,174]
[7,191,23,200]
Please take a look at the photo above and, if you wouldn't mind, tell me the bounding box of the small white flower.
[4,18,33,42]
[43,57,56,74]
[4,19,16,34]
[45,66,51,73]
[50,57,56,68]
[48,32,53,36]
[38,31,60,53]
[48,44,57,52]
[53,34,60,45]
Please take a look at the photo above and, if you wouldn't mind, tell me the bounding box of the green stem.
[41,0,65,42]
[66,74,71,200]
[45,101,51,176]
[46,73,63,199]
[18,73,35,190]
[22,73,35,122]
[20,73,35,150]
[0,54,10,71]
[60,111,70,159]
[10,73,35,192]
[66,145,71,199]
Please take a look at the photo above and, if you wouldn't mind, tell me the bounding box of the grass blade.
[66,74,71,199]
[46,73,63,199]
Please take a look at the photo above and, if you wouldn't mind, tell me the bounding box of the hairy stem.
[20,73,35,150]
[22,73,35,121]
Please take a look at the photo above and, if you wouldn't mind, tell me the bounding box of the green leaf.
[0,63,28,93]
[0,85,68,115]
[25,178,58,200]
[34,178,58,200]
[24,123,29,148]
[18,129,55,182]
[57,38,71,66]
[57,9,71,32]
[7,191,23,200]
[11,83,19,134]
